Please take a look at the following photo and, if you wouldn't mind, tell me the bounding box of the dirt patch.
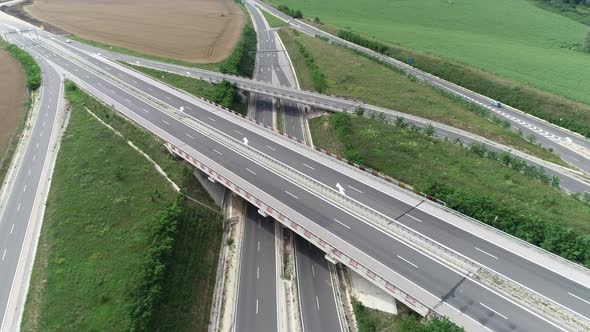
[0,49,27,163]
[25,0,245,63]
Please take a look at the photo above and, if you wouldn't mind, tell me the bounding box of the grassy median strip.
[23,83,222,331]
[311,113,590,267]
[278,28,567,167]
[262,9,286,28]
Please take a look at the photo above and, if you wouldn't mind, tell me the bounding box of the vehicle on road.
[490,100,502,107]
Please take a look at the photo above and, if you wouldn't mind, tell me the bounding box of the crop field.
[268,0,590,105]
[25,0,244,63]
[0,50,27,164]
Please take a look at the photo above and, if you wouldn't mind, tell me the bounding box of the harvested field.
[25,0,245,63]
[0,49,27,163]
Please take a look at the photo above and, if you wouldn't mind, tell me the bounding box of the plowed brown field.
[25,0,244,63]
[0,50,27,161]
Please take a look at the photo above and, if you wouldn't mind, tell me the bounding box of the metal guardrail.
[41,37,589,331]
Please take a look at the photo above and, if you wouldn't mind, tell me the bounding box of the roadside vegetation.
[22,83,222,331]
[335,29,590,138]
[278,28,566,167]
[219,23,257,77]
[310,113,590,267]
[532,0,590,26]
[352,298,462,332]
[4,42,41,90]
[124,63,247,115]
[277,5,303,18]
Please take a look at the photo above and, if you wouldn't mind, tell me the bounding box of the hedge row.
[296,40,327,92]
[127,195,184,331]
[219,24,257,78]
[277,5,303,18]
[6,43,41,90]
[336,29,590,138]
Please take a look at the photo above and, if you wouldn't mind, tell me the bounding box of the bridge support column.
[349,269,399,315]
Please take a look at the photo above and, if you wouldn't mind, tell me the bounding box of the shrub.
[296,40,327,92]
[278,5,303,18]
[6,43,41,90]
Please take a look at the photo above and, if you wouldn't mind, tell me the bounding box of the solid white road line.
[285,191,299,199]
[162,120,170,125]
[246,168,257,175]
[568,292,590,305]
[347,185,363,193]
[302,163,315,170]
[316,295,320,311]
[234,129,244,135]
[405,214,422,223]
[474,247,499,260]
[266,145,276,151]
[396,255,419,269]
[208,117,216,122]
[333,219,351,229]
[185,133,194,139]
[480,303,508,320]
[213,149,223,156]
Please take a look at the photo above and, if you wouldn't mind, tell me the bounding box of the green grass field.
[262,9,286,28]
[278,28,566,167]
[268,0,590,106]
[23,84,222,331]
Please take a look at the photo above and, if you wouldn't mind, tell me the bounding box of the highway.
[245,3,343,331]
[28,35,586,331]
[249,0,590,178]
[235,205,278,331]
[0,19,63,332]
[2,17,589,331]
[70,43,590,194]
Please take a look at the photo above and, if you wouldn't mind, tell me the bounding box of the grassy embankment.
[310,112,590,267]
[0,41,40,190]
[22,83,223,331]
[278,28,566,166]
[532,0,590,26]
[268,0,590,105]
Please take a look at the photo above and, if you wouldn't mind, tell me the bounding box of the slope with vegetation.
[278,28,566,166]
[22,83,222,331]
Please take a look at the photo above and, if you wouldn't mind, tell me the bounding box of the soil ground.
[25,0,245,63]
[0,50,27,164]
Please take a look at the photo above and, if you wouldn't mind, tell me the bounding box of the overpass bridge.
[2,26,590,332]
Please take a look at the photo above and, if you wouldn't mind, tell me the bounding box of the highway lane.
[248,3,342,331]
[63,41,590,193]
[249,0,590,176]
[0,29,61,331]
[235,205,278,331]
[40,37,590,322]
[26,38,566,331]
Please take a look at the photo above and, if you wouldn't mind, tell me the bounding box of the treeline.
[212,80,239,109]
[128,195,184,331]
[220,24,256,77]
[330,112,590,268]
[337,28,590,138]
[538,0,588,6]
[296,40,327,92]
[278,5,303,18]
[6,43,41,90]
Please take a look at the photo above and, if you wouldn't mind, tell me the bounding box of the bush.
[337,30,389,54]
[212,80,238,108]
[278,5,303,18]
[220,25,257,77]
[128,195,184,331]
[6,43,41,90]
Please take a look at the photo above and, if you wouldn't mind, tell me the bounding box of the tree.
[425,123,435,137]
